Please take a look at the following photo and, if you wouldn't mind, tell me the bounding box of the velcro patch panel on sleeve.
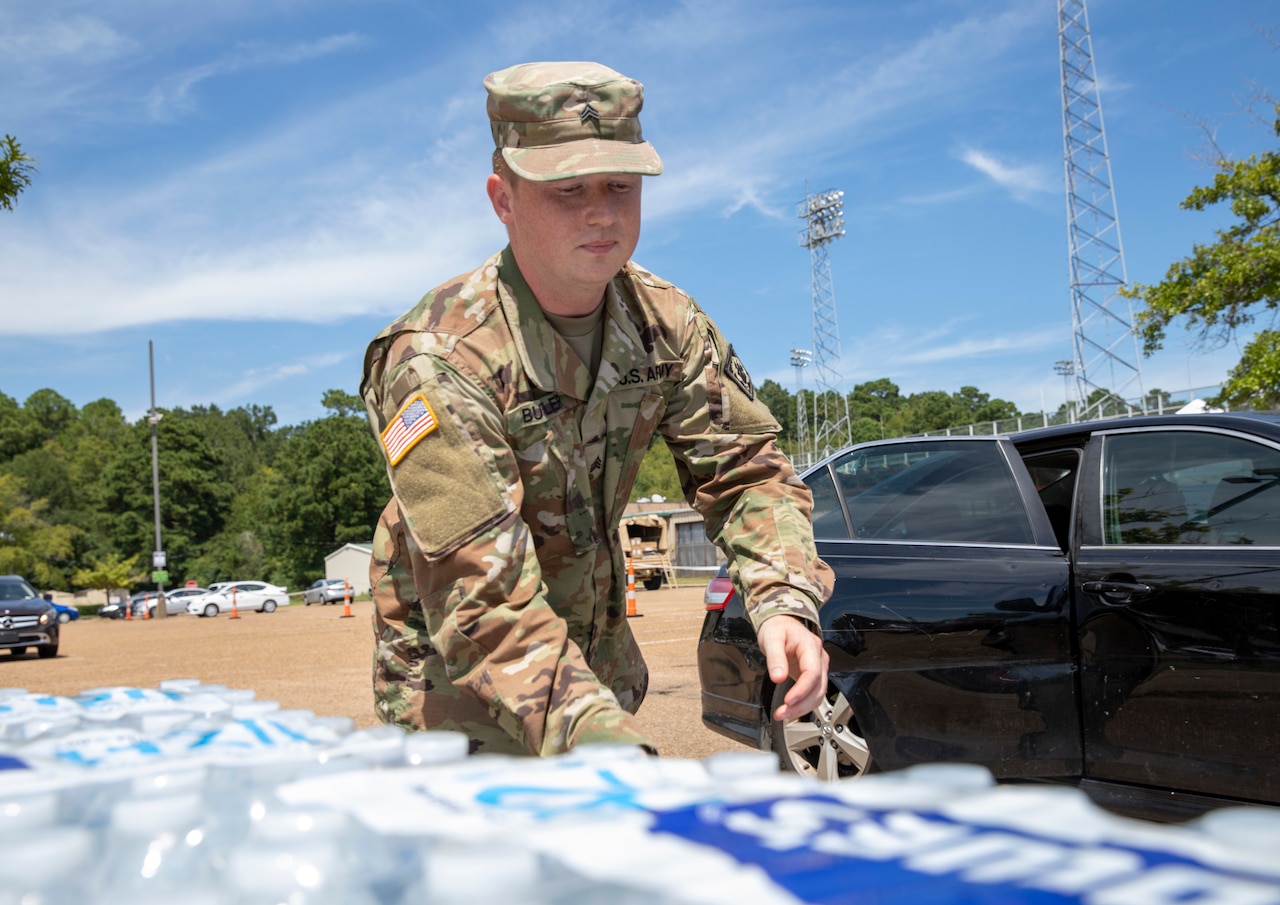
[381,393,439,466]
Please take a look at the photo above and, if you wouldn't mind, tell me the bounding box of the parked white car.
[188,581,289,617]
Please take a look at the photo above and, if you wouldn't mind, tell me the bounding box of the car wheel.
[6,647,26,657]
[37,642,58,659]
[305,599,312,606]
[203,603,219,618]
[57,611,71,623]
[262,600,277,613]
[643,576,663,591]
[770,680,873,781]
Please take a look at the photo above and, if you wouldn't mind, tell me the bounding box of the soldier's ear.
[487,173,515,226]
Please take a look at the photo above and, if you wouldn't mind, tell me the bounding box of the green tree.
[95,411,231,584]
[1124,106,1280,408]
[953,386,1019,424]
[24,389,78,443]
[850,417,886,444]
[1,135,37,211]
[894,390,962,434]
[260,408,390,589]
[322,388,365,418]
[0,473,80,587]
[632,437,683,503]
[849,378,904,424]
[756,379,794,442]
[72,553,144,595]
[0,391,41,461]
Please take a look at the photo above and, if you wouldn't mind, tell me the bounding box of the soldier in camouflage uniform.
[361,61,833,756]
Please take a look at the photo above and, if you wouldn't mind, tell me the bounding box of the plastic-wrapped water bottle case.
[2,684,1278,904]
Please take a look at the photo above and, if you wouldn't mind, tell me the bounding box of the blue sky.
[2,0,1277,427]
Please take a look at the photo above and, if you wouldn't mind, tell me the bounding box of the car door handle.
[1081,580,1152,604]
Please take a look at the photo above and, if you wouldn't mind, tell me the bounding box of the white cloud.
[0,14,134,64]
[216,351,347,402]
[957,147,1055,201]
[0,1,1048,338]
[147,32,373,118]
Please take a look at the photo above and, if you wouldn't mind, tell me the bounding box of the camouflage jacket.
[361,247,833,756]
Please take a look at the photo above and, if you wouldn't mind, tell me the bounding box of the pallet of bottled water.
[2,683,1278,904]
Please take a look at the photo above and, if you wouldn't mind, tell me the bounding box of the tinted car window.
[805,467,850,539]
[827,440,1034,544]
[0,578,38,601]
[1022,449,1081,551]
[1103,430,1280,545]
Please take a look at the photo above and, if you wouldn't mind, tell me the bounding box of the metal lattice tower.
[1058,0,1145,417]
[798,188,853,457]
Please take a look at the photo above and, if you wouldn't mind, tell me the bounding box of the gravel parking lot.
[2,584,746,760]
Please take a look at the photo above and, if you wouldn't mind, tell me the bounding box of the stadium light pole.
[1054,359,1076,424]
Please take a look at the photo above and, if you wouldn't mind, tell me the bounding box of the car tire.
[6,647,26,657]
[262,600,277,613]
[38,642,58,659]
[203,603,219,618]
[643,576,663,591]
[57,611,71,623]
[769,679,873,782]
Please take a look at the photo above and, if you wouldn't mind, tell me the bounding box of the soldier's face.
[488,171,642,313]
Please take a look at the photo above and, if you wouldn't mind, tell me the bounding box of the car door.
[807,437,1076,779]
[1073,424,1280,807]
[231,582,268,611]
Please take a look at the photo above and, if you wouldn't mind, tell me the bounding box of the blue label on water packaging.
[649,795,1280,905]
[0,754,30,772]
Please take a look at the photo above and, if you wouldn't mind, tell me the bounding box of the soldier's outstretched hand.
[757,614,829,721]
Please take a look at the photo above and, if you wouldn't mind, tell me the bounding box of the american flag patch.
[381,394,438,465]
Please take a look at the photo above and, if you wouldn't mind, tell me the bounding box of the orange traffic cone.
[124,598,132,621]
[626,556,641,618]
[229,587,241,620]
[340,579,353,619]
[143,595,151,620]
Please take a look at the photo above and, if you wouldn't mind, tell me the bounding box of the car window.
[0,578,38,600]
[824,440,1034,544]
[804,467,850,539]
[1021,449,1081,551]
[1102,430,1280,545]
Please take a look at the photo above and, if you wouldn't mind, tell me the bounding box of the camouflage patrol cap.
[484,61,663,182]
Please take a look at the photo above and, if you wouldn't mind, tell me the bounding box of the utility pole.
[148,341,167,618]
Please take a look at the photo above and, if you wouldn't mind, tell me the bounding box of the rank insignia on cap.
[578,103,600,125]
[381,394,438,466]
[724,345,755,400]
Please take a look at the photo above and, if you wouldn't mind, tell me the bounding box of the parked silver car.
[304,578,353,606]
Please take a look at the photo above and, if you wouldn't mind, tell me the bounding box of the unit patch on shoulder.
[381,393,438,466]
[723,345,755,400]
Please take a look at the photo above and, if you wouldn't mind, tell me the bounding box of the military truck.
[618,513,673,591]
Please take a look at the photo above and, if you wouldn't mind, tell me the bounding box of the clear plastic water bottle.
[0,789,58,832]
[0,825,96,904]
[403,730,470,767]
[225,804,379,904]
[96,792,215,897]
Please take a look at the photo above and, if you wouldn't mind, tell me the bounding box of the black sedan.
[0,575,60,658]
[698,412,1280,821]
